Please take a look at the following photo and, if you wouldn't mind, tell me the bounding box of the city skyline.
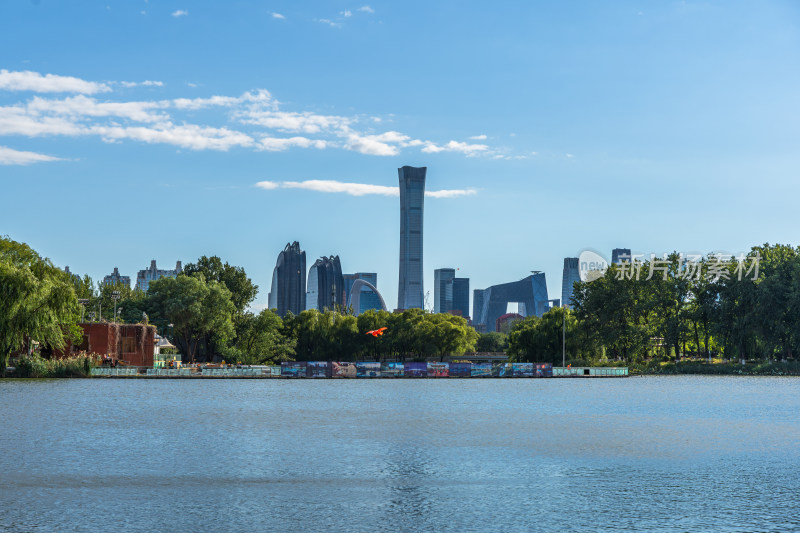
[2,2,799,313]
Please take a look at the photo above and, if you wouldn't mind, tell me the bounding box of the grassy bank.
[9,354,94,378]
[629,359,800,376]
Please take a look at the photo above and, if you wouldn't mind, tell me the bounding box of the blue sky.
[1,1,799,313]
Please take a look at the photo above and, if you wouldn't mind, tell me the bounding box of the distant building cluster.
[69,164,630,336]
[103,267,131,288]
[136,260,182,292]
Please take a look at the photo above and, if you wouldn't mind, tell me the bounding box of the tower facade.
[561,257,580,308]
[452,277,470,319]
[136,260,182,292]
[306,256,344,312]
[397,166,426,310]
[268,241,306,317]
[434,268,456,314]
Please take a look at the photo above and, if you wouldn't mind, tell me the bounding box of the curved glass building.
[397,166,426,310]
[306,255,345,311]
[268,241,306,317]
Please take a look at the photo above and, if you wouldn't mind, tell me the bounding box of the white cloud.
[0,105,85,136]
[272,12,285,19]
[255,180,280,190]
[26,95,169,123]
[422,140,489,155]
[343,133,399,156]
[118,80,164,88]
[0,145,64,165]
[172,9,188,17]
[566,153,574,158]
[469,134,487,140]
[255,179,476,198]
[258,136,327,151]
[426,188,477,198]
[239,109,350,134]
[317,18,342,28]
[91,123,254,151]
[358,5,375,13]
[0,70,111,94]
[0,71,501,159]
[173,89,272,110]
[283,179,398,196]
[342,10,352,17]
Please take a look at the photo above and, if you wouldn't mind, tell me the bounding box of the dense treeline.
[509,244,798,365]
[6,236,796,371]
[1,238,479,368]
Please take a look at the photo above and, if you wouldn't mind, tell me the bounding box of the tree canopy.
[0,236,80,373]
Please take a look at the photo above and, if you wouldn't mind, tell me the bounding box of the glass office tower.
[397,166,426,310]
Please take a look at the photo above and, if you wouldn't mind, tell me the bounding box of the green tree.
[0,237,81,374]
[234,309,295,364]
[476,332,507,352]
[183,256,258,313]
[145,273,236,362]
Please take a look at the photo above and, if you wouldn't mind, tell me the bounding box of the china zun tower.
[397,166,426,310]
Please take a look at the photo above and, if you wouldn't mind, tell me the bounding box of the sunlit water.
[1,376,799,532]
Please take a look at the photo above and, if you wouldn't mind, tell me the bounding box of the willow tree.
[0,237,80,374]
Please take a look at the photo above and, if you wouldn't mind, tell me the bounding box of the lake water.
[1,376,799,532]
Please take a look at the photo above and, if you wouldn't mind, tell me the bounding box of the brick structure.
[55,323,156,367]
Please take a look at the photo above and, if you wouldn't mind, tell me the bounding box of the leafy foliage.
[0,236,81,373]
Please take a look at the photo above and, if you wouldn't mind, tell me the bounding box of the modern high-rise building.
[434,268,455,314]
[452,277,470,319]
[306,256,344,312]
[561,257,580,308]
[472,289,486,327]
[612,248,632,265]
[433,268,470,319]
[136,260,182,292]
[268,241,306,317]
[472,273,550,332]
[343,272,383,315]
[397,166,426,310]
[103,267,131,288]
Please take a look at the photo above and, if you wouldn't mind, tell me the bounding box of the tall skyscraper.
[612,248,632,265]
[268,241,306,317]
[306,256,344,312]
[103,267,131,288]
[561,257,580,308]
[434,268,455,314]
[136,260,182,292]
[433,268,470,319]
[397,166,426,310]
[452,277,470,319]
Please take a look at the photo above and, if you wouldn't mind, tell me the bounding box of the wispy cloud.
[422,140,489,156]
[255,179,476,198]
[259,136,327,152]
[426,188,478,198]
[0,69,110,94]
[358,5,375,13]
[171,9,188,17]
[0,70,508,159]
[469,134,487,140]
[0,145,64,165]
[341,10,352,17]
[118,80,164,88]
[317,18,342,28]
[271,12,285,19]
